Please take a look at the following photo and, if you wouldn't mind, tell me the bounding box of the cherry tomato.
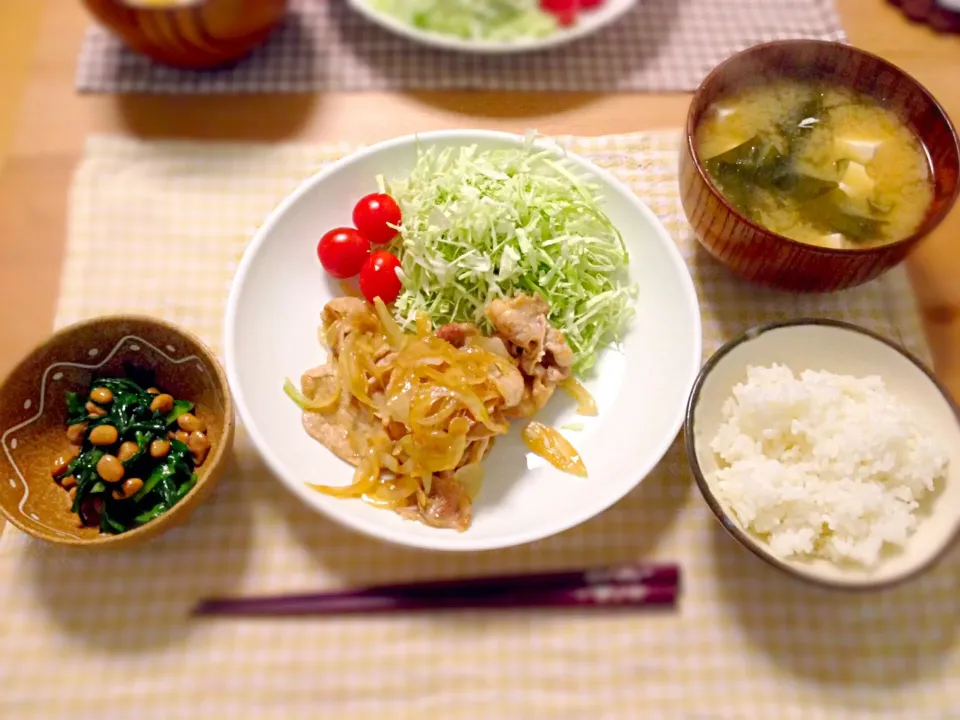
[541,0,578,25]
[317,227,370,279]
[359,251,403,305]
[352,193,402,245]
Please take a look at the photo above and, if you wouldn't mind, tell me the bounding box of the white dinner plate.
[225,130,702,551]
[347,0,637,54]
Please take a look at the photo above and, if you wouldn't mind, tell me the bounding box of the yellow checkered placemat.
[0,132,957,719]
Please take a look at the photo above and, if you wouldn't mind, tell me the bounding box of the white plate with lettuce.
[349,0,637,54]
[225,130,701,551]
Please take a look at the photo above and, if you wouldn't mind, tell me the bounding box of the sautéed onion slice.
[298,296,592,529]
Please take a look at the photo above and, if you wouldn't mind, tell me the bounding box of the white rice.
[709,363,948,567]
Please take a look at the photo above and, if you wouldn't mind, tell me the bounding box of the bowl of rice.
[685,319,960,590]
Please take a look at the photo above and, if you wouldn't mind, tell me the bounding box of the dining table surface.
[1,5,959,711]
[0,1,958,423]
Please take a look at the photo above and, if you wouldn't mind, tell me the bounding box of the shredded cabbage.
[370,0,557,41]
[382,141,637,374]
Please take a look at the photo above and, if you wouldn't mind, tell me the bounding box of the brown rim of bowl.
[686,38,960,257]
[118,0,205,7]
[0,314,234,547]
[684,318,960,592]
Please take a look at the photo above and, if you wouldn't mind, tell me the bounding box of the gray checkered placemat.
[76,0,846,94]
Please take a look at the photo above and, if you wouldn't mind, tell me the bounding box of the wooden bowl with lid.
[679,39,960,293]
[0,316,234,548]
[81,0,288,70]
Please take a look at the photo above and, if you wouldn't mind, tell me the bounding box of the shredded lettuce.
[383,141,637,374]
[370,0,557,41]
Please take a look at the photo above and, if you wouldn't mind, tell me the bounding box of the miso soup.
[695,80,934,249]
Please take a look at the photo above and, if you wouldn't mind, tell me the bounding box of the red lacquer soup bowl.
[679,39,960,293]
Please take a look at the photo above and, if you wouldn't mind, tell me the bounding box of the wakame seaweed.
[803,192,887,242]
[700,87,898,244]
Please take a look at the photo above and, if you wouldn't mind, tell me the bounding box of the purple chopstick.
[194,563,680,617]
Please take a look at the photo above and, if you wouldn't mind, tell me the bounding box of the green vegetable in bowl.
[54,373,211,535]
[370,0,558,41]
[381,140,636,374]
